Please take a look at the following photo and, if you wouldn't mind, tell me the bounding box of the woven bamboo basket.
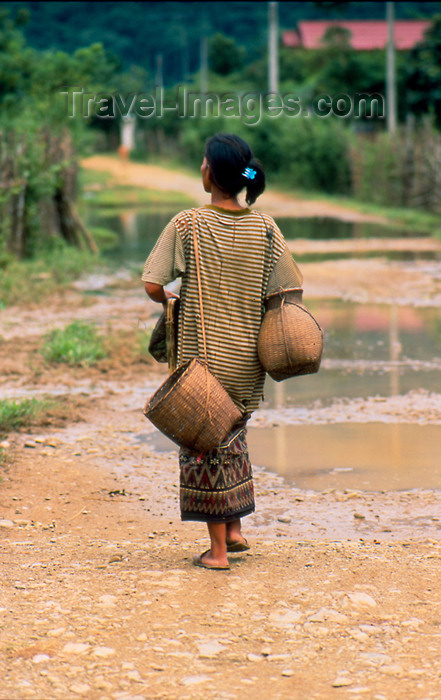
[258,288,323,381]
[144,358,242,453]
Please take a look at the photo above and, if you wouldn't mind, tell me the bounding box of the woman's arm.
[144,282,179,305]
[145,282,166,304]
[142,220,185,303]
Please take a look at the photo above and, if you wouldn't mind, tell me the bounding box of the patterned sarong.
[179,424,255,523]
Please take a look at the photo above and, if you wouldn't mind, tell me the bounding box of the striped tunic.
[142,205,303,414]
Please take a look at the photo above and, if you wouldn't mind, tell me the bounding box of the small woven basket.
[148,298,180,364]
[258,288,323,382]
[144,358,242,453]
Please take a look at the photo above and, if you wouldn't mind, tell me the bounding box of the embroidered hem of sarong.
[179,424,255,524]
[181,504,255,523]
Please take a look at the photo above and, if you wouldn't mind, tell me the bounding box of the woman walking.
[142,133,302,570]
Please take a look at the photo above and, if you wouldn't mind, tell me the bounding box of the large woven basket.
[144,358,242,453]
[258,288,323,381]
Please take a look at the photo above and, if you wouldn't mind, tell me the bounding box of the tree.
[208,33,245,76]
[313,25,365,96]
[0,8,35,108]
[0,9,121,258]
[406,15,441,126]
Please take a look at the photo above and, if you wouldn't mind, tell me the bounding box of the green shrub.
[178,114,352,194]
[0,398,51,435]
[351,126,441,212]
[239,116,352,194]
[41,321,108,366]
[179,116,233,168]
[0,245,97,307]
[88,226,120,249]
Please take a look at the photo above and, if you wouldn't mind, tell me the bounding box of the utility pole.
[386,2,397,134]
[268,1,279,94]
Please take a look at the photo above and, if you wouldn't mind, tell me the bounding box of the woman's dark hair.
[205,133,265,205]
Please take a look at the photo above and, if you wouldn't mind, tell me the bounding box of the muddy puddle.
[4,287,440,493]
[142,422,441,493]
[277,215,427,241]
[255,299,441,490]
[87,207,441,264]
[247,423,441,491]
[263,299,441,407]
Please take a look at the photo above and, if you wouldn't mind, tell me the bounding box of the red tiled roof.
[282,20,431,51]
[283,30,302,48]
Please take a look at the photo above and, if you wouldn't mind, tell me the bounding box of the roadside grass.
[103,325,154,365]
[41,321,108,366]
[87,226,120,250]
[317,197,441,236]
[339,202,441,237]
[0,247,98,307]
[0,166,191,309]
[135,327,153,362]
[268,179,441,236]
[40,321,155,368]
[0,397,57,437]
[79,166,195,208]
[0,395,88,442]
[85,184,193,208]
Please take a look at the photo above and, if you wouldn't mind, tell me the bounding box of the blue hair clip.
[243,167,256,180]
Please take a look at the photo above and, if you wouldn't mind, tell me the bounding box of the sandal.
[193,549,230,570]
[226,539,250,553]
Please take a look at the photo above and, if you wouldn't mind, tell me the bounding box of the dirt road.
[2,161,441,699]
[81,154,387,223]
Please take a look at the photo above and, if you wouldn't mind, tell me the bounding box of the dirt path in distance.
[82,154,387,223]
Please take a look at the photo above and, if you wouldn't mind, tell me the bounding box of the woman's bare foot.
[193,549,229,570]
[196,522,229,568]
[226,519,249,549]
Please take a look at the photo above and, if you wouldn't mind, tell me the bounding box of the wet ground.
[4,271,440,495]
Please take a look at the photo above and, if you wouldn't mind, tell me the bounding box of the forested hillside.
[2,1,439,84]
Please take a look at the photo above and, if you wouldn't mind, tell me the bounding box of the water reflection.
[248,423,441,491]
[85,207,439,265]
[144,292,441,490]
[85,206,183,264]
[276,216,424,240]
[263,300,441,409]
[257,298,441,491]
